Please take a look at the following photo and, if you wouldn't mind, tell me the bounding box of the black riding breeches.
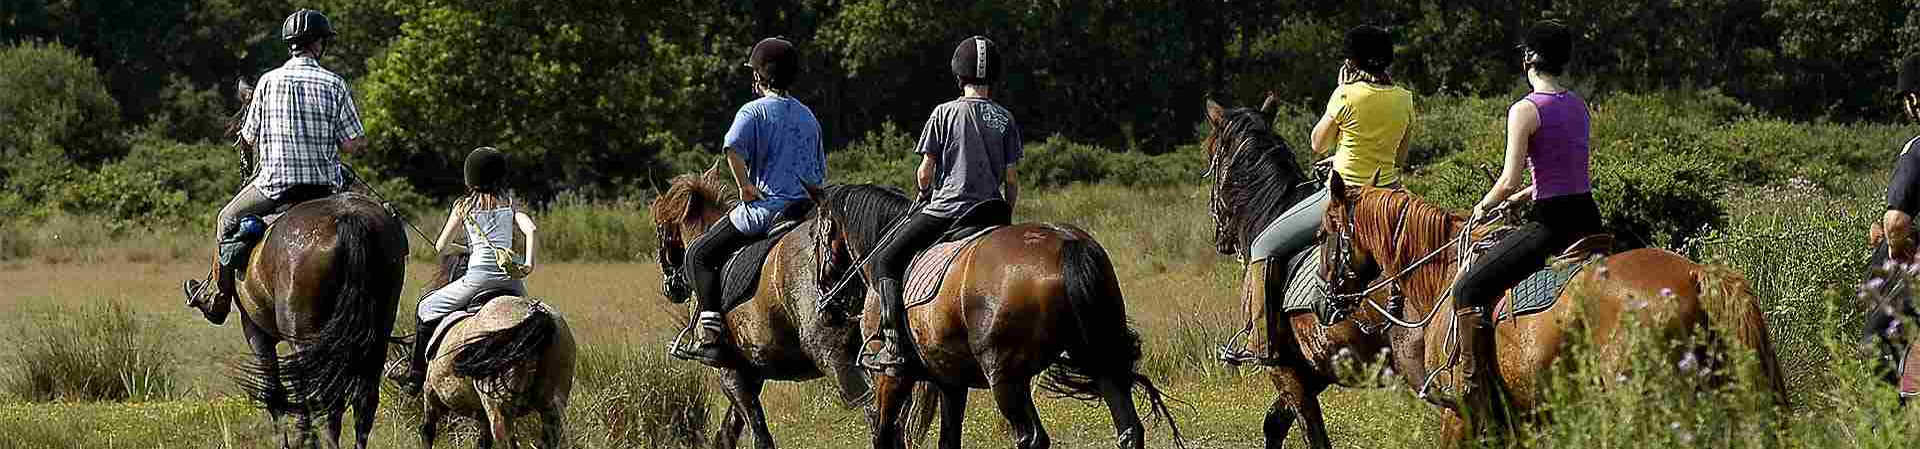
[871,212,957,284]
[688,219,752,313]
[1453,193,1601,309]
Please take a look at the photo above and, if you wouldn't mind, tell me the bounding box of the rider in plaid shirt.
[185,9,366,325]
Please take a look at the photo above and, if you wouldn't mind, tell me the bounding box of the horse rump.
[451,301,560,382]
[239,202,404,416]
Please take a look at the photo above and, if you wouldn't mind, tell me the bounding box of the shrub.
[538,194,657,262]
[0,42,124,167]
[4,301,177,402]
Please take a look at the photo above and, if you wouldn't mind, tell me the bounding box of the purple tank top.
[1523,91,1592,200]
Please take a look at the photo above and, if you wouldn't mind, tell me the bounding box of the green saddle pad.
[1279,245,1326,313]
[1497,257,1597,320]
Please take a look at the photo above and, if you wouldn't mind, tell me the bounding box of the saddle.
[221,186,338,274]
[1278,244,1327,313]
[715,201,814,312]
[423,288,523,361]
[1491,233,1613,321]
[901,200,1012,309]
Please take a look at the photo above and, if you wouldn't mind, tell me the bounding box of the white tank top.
[464,206,516,280]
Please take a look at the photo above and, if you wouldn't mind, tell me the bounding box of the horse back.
[887,222,1083,386]
[428,296,576,417]
[728,218,838,380]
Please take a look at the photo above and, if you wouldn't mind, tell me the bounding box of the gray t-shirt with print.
[916,97,1022,219]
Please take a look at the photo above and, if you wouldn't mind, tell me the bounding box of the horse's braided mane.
[822,184,911,254]
[1206,107,1308,256]
[653,174,736,229]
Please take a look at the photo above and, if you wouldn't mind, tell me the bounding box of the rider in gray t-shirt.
[859,36,1021,376]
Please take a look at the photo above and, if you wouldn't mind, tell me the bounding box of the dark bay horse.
[648,164,934,449]
[202,193,410,449]
[812,184,1182,449]
[405,253,577,448]
[1196,98,1398,449]
[1318,177,1788,444]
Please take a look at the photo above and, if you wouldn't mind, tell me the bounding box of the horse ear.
[1260,91,1280,113]
[703,158,726,182]
[1206,98,1226,125]
[679,192,704,223]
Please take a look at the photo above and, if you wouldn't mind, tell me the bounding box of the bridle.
[1322,194,1509,329]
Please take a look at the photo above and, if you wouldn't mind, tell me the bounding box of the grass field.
[1,184,1916,448]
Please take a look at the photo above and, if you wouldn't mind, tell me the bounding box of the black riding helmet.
[744,37,799,90]
[464,147,507,193]
[951,36,1001,85]
[1899,54,1920,97]
[1521,21,1574,75]
[281,9,337,44]
[1343,26,1393,73]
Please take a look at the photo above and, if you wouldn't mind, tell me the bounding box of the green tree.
[0,42,122,216]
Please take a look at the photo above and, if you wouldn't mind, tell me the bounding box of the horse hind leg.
[1269,367,1333,449]
[937,384,969,449]
[324,402,345,449]
[990,379,1049,449]
[718,370,776,449]
[419,397,443,449]
[1095,376,1144,449]
[243,318,292,449]
[352,371,381,449]
[479,395,513,449]
[715,403,746,449]
[541,406,566,449]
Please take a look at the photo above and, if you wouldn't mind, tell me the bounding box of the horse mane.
[1206,107,1309,256]
[652,173,736,228]
[1337,187,1467,303]
[821,184,911,255]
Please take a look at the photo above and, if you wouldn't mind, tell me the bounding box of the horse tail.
[452,301,560,381]
[262,207,402,416]
[1693,265,1790,407]
[1043,231,1186,447]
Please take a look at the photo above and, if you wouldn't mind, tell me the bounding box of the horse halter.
[655,225,690,300]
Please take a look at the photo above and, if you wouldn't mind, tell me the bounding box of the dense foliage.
[6,0,1920,203]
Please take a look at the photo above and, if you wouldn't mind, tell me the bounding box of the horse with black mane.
[1197,97,1399,449]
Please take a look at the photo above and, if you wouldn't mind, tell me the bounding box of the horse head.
[647,160,736,303]
[1319,175,1384,309]
[1199,96,1309,256]
[808,184,912,299]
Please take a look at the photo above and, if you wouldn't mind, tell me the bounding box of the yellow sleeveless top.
[1325,82,1414,186]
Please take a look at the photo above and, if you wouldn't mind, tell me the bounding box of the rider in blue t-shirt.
[674,37,826,367]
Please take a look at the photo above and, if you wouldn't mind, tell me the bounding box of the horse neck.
[1364,194,1467,319]
[1216,133,1307,254]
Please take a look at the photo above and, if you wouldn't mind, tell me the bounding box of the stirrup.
[1215,326,1282,366]
[668,318,731,366]
[858,331,911,375]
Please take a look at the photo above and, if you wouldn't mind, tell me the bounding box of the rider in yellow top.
[1222,25,1414,366]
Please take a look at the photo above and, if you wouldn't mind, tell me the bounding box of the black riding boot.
[861,278,913,376]
[404,318,440,396]
[182,261,236,325]
[1222,258,1291,366]
[1457,306,1508,433]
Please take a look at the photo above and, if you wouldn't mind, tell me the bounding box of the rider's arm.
[340,137,365,154]
[1002,166,1019,211]
[1885,141,1920,260]
[1311,86,1347,156]
[1477,99,1540,216]
[1394,120,1415,169]
[515,211,538,268]
[916,153,938,198]
[434,199,469,254]
[724,148,759,202]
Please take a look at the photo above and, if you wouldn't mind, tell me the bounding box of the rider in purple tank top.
[1452,20,1605,421]
[1522,91,1592,200]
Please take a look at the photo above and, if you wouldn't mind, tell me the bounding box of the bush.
[0,42,124,167]
[5,301,178,402]
[538,194,658,262]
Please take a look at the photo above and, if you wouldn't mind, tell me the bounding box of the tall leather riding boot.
[405,318,440,395]
[861,278,912,376]
[677,311,731,367]
[1223,259,1289,366]
[182,259,235,325]
[1457,308,1507,434]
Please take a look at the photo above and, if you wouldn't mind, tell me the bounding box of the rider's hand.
[1471,199,1503,224]
[741,185,762,203]
[1336,64,1354,85]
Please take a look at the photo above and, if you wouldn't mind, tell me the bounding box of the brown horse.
[404,253,576,448]
[200,193,410,449]
[1317,176,1788,444]
[648,164,934,449]
[811,184,1182,449]
[1196,98,1397,449]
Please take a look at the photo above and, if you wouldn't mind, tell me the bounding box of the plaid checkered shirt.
[241,57,364,199]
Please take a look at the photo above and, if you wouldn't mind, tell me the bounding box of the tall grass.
[570,345,710,448]
[4,301,177,402]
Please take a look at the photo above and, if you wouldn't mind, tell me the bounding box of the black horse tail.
[247,206,402,416]
[452,301,559,380]
[1042,231,1185,447]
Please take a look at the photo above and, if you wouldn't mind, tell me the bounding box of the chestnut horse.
[1318,176,1788,444]
[812,184,1182,449]
[648,164,934,449]
[1196,98,1397,449]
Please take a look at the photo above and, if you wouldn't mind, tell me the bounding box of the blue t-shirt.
[723,95,825,234]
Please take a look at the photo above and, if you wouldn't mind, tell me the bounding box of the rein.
[1328,199,1509,329]
[813,198,928,316]
[342,163,441,251]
